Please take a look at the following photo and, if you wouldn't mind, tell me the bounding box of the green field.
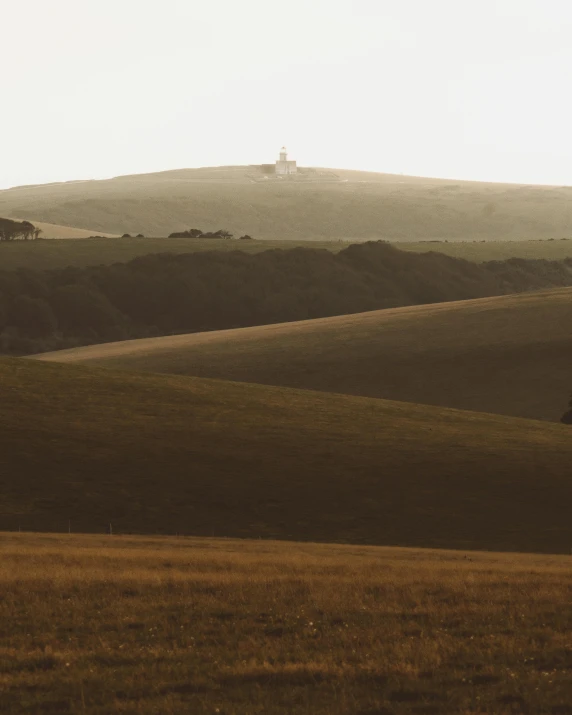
[3,235,572,271]
[39,288,572,423]
[400,238,572,261]
[2,533,571,714]
[0,237,352,271]
[3,164,572,242]
[3,357,572,553]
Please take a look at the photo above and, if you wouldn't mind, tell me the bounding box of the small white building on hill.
[275,147,297,176]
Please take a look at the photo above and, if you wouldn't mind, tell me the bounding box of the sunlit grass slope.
[4,165,572,240]
[7,219,118,239]
[2,533,571,714]
[38,288,572,422]
[3,358,572,553]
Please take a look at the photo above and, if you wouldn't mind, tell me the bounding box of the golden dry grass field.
[3,165,572,241]
[1,533,571,714]
[37,288,572,422]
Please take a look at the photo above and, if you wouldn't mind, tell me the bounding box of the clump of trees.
[0,218,42,241]
[168,228,234,239]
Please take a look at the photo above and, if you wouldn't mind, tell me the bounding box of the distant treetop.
[168,228,235,239]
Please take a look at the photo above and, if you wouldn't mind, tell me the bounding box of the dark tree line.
[2,241,572,355]
[0,218,42,241]
[168,228,234,239]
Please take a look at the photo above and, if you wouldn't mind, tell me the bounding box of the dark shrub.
[50,285,124,336]
[10,295,57,338]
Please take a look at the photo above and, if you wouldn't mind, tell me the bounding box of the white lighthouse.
[275,146,297,176]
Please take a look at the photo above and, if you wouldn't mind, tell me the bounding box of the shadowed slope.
[3,165,572,240]
[37,288,572,422]
[2,359,572,553]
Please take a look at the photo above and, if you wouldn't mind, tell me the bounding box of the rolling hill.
[36,287,572,422]
[3,165,572,241]
[2,358,572,553]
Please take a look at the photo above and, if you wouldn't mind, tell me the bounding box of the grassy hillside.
[3,165,572,241]
[38,288,572,422]
[3,533,572,714]
[3,358,572,553]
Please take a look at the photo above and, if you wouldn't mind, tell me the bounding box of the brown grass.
[37,288,572,421]
[1,532,571,714]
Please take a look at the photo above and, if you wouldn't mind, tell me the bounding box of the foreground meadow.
[1,534,571,714]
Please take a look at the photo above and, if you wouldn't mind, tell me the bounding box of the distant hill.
[3,358,572,553]
[3,165,572,241]
[37,287,572,422]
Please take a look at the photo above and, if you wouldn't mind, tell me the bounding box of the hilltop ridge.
[2,165,572,240]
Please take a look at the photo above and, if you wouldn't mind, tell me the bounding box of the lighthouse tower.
[275,147,297,176]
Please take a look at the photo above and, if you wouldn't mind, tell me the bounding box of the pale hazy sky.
[2,0,572,189]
